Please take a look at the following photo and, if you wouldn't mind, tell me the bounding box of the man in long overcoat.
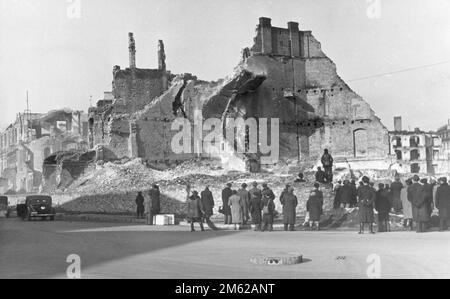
[249,182,263,231]
[421,178,434,228]
[375,183,391,232]
[146,184,161,225]
[228,190,243,230]
[307,183,323,231]
[408,175,429,233]
[401,179,414,230]
[261,183,276,232]
[321,149,334,183]
[390,176,404,214]
[357,176,376,234]
[280,186,298,231]
[222,183,233,224]
[200,186,214,220]
[187,190,205,232]
[340,180,354,208]
[135,191,145,219]
[237,183,251,224]
[435,177,450,231]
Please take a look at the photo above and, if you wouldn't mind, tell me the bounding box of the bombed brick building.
[88,18,390,170]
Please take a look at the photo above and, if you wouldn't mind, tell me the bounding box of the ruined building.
[0,109,89,193]
[88,18,390,170]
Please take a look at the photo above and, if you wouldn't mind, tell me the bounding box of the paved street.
[1,218,450,279]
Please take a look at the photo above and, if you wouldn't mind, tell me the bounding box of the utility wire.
[348,60,450,82]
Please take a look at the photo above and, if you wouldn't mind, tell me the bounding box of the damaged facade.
[389,117,446,174]
[0,110,89,193]
[88,18,390,170]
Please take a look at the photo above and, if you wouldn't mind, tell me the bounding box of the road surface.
[1,218,449,279]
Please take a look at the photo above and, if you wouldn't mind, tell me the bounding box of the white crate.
[155,214,175,226]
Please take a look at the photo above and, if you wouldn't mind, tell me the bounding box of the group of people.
[334,174,450,234]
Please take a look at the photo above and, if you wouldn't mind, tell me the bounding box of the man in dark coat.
[408,175,429,233]
[333,181,343,209]
[280,186,298,231]
[187,191,205,232]
[321,149,334,183]
[375,183,391,232]
[200,186,214,220]
[249,182,263,231]
[340,180,354,208]
[135,191,145,219]
[357,176,376,234]
[237,183,251,224]
[222,183,233,224]
[390,176,404,214]
[307,183,323,231]
[147,184,161,225]
[421,178,434,228]
[315,167,327,184]
[435,177,450,231]
[261,183,275,232]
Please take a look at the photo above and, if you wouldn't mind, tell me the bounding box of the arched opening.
[353,129,368,157]
[410,149,420,161]
[395,150,402,160]
[409,136,420,147]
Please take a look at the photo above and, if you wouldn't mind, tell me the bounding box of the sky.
[1,0,450,131]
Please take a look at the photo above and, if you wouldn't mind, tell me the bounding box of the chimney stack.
[158,40,166,71]
[128,32,136,68]
[394,116,402,132]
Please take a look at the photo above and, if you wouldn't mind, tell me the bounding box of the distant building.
[0,109,89,193]
[389,117,445,174]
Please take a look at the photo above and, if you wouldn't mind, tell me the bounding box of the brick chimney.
[128,32,136,68]
[394,116,402,132]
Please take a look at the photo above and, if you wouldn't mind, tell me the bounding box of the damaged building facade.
[0,109,89,193]
[88,18,390,171]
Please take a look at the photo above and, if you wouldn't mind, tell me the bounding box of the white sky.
[1,0,450,131]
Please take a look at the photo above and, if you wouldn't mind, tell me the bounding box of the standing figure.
[435,177,450,231]
[307,183,323,231]
[280,187,298,231]
[237,183,251,225]
[340,180,353,209]
[421,178,434,228]
[350,180,358,208]
[315,167,327,183]
[221,183,233,224]
[200,186,214,221]
[333,181,343,209]
[375,183,391,232]
[401,179,414,230]
[390,176,404,214]
[321,149,334,183]
[135,191,145,219]
[228,190,243,230]
[357,176,376,234]
[249,182,263,231]
[146,184,161,225]
[408,175,429,233]
[187,190,205,232]
[261,183,276,232]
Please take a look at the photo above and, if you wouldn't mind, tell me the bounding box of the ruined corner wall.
[113,67,168,113]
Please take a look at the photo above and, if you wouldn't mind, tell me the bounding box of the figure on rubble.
[321,149,334,183]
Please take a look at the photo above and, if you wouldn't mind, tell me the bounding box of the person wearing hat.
[340,180,354,209]
[249,182,263,231]
[187,190,205,232]
[307,183,323,231]
[401,179,414,230]
[408,175,429,233]
[357,176,376,234]
[261,184,276,232]
[221,183,233,224]
[280,186,298,231]
[375,183,391,232]
[237,183,251,225]
[135,191,145,219]
[146,184,161,225]
[390,175,404,214]
[200,186,214,221]
[421,178,435,228]
[280,184,291,205]
[228,190,244,230]
[435,177,450,231]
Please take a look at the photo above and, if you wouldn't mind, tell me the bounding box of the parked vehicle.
[0,196,9,218]
[21,195,56,221]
